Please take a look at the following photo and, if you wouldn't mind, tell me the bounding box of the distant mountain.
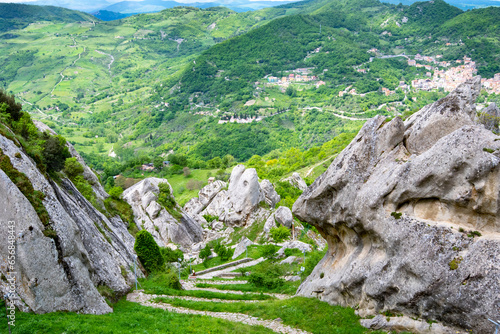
[381,0,499,10]
[98,0,297,14]
[0,3,97,32]
[91,10,134,21]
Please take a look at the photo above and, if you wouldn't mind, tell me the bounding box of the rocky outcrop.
[185,165,279,228]
[232,237,254,259]
[122,178,203,249]
[293,77,500,332]
[0,132,140,315]
[283,172,307,191]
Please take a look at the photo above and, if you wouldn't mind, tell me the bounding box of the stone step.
[194,258,254,276]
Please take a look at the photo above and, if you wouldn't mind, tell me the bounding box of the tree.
[154,156,164,170]
[134,230,165,274]
[42,134,71,172]
[182,166,191,177]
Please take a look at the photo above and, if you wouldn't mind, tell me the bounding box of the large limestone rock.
[283,172,307,191]
[275,206,293,228]
[260,179,280,208]
[122,178,203,248]
[232,237,254,259]
[293,77,500,332]
[191,165,266,227]
[0,132,139,315]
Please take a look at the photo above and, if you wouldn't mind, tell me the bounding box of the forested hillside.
[1,0,499,193]
[0,3,97,33]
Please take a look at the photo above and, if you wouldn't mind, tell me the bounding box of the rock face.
[122,178,203,249]
[260,179,281,208]
[293,77,500,332]
[0,132,140,315]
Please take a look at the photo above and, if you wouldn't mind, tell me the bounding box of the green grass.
[153,296,384,334]
[139,275,273,301]
[0,299,274,334]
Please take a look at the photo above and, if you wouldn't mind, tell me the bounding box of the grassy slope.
[0,299,273,334]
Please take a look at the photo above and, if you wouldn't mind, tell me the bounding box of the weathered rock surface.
[260,179,281,209]
[186,165,270,227]
[122,178,203,248]
[0,132,139,315]
[360,315,456,334]
[283,172,307,191]
[232,237,254,259]
[477,102,500,133]
[275,206,293,228]
[276,240,312,256]
[293,77,500,332]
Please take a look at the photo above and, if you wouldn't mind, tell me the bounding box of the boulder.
[232,237,254,259]
[283,172,307,191]
[263,212,277,233]
[276,240,312,256]
[280,256,297,265]
[275,206,293,228]
[260,179,280,208]
[293,77,500,332]
[122,178,203,248]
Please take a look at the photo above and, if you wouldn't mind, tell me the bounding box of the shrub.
[134,230,165,274]
[64,157,84,178]
[260,244,279,259]
[214,242,233,261]
[199,245,212,262]
[203,214,219,223]
[108,186,124,200]
[391,211,402,219]
[161,247,184,263]
[270,225,290,243]
[248,272,284,289]
[157,182,176,209]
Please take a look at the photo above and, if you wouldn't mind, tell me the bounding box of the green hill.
[0,3,97,33]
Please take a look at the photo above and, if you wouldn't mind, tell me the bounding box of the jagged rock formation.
[283,172,307,191]
[0,131,140,315]
[122,178,203,249]
[185,165,280,228]
[293,77,500,332]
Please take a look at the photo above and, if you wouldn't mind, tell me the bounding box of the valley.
[1,0,500,332]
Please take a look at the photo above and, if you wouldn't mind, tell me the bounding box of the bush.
[199,245,212,262]
[64,157,84,178]
[248,263,286,289]
[165,272,182,290]
[161,247,184,263]
[157,182,176,209]
[214,242,233,261]
[260,244,279,259]
[270,225,290,243]
[108,186,124,200]
[134,230,165,274]
[203,214,219,223]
